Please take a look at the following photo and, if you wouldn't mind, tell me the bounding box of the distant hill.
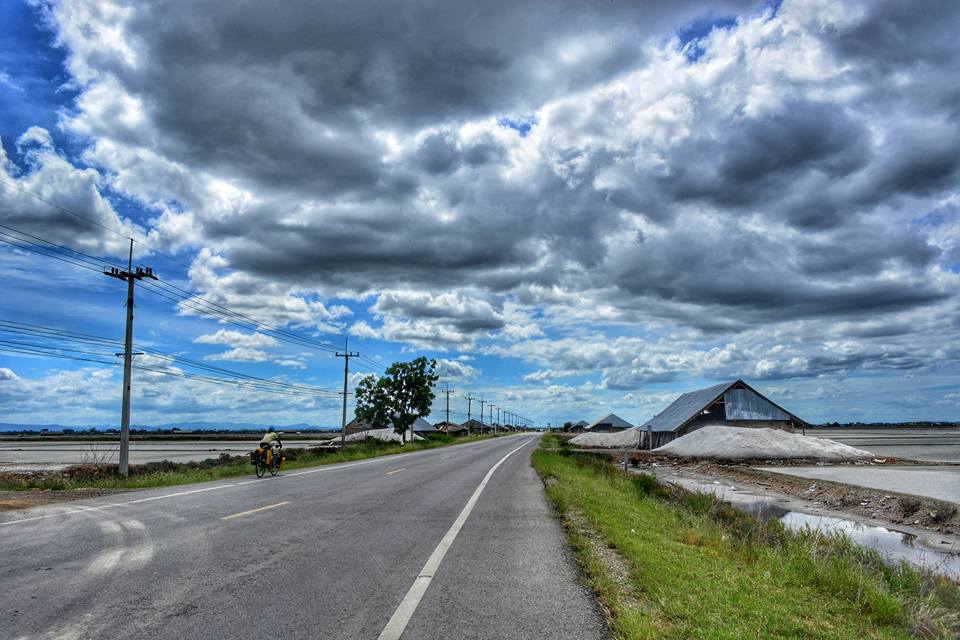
[0,421,338,433]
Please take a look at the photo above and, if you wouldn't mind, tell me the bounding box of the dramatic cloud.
[3,0,960,425]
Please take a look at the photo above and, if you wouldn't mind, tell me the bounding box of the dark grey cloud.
[29,0,960,376]
[69,0,753,199]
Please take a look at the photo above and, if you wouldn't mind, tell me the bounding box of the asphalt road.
[1,434,609,640]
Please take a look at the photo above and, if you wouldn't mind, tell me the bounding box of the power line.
[0,233,105,273]
[0,177,194,272]
[0,221,390,366]
[0,178,131,241]
[0,320,341,396]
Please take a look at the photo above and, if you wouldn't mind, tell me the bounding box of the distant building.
[434,420,468,437]
[567,420,589,433]
[411,417,437,437]
[344,417,380,435]
[461,418,491,434]
[345,415,436,437]
[584,413,633,433]
[640,379,807,448]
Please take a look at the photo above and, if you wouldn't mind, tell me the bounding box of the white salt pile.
[340,428,425,444]
[570,427,644,448]
[655,425,872,460]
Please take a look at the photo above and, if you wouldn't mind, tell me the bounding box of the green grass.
[532,434,959,640]
[0,433,509,492]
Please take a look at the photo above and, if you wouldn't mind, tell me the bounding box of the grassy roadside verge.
[532,434,959,640]
[0,433,512,493]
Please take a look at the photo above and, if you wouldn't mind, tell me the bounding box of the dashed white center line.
[221,501,290,521]
[385,468,406,475]
[377,438,532,640]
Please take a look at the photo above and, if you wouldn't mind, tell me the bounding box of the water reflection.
[779,511,960,580]
[656,473,960,580]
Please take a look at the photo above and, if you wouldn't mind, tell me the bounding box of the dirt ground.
[0,487,125,511]
[619,452,960,537]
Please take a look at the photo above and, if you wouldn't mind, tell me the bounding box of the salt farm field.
[0,438,335,471]
[2,427,959,472]
[808,427,960,463]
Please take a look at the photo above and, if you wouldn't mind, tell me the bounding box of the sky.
[0,0,958,428]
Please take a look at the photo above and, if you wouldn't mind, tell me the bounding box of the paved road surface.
[1,434,608,640]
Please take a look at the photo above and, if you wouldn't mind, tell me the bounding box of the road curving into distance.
[2,434,609,640]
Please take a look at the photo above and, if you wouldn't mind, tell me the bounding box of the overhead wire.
[0,320,342,397]
[0,217,386,370]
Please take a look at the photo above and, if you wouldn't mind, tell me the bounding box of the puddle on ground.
[779,511,960,580]
[653,473,960,580]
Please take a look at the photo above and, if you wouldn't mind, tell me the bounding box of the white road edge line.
[377,438,533,640]
[0,433,530,527]
[221,501,290,520]
[385,468,405,475]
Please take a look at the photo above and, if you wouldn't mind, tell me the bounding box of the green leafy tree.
[354,357,439,444]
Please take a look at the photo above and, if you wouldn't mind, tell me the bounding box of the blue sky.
[1,0,959,428]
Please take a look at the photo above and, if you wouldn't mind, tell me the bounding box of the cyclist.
[259,427,282,466]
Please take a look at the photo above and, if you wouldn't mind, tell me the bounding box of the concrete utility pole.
[464,394,475,424]
[336,337,360,447]
[479,398,487,433]
[104,239,157,478]
[442,383,454,427]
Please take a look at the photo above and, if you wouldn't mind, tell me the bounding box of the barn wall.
[724,388,790,421]
[593,423,630,433]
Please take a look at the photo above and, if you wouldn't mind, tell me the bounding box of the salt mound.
[570,427,643,448]
[655,425,872,460]
[341,428,425,444]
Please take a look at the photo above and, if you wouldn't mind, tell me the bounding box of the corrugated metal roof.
[639,381,734,433]
[586,413,633,430]
[411,416,436,432]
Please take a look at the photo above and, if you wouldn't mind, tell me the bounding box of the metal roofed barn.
[585,413,633,433]
[567,420,589,433]
[640,379,807,448]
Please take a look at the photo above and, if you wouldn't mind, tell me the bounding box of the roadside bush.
[898,496,921,516]
[930,505,956,524]
[630,472,669,499]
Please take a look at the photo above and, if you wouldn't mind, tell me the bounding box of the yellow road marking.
[385,468,406,475]
[221,501,290,521]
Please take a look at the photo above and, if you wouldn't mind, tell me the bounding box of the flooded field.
[0,439,334,471]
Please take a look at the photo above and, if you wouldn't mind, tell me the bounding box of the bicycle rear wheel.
[255,462,266,478]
